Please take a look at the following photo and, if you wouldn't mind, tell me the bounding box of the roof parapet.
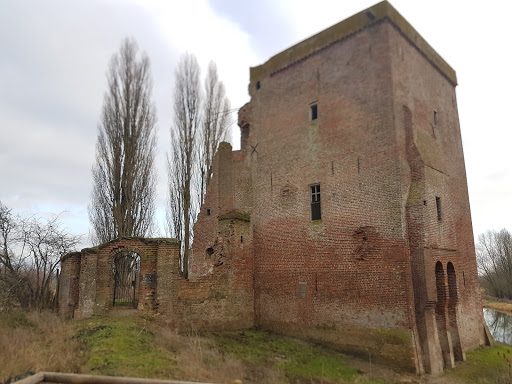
[250,1,456,86]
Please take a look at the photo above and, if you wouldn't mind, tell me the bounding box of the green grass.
[446,344,512,384]
[73,316,177,378]
[213,329,383,383]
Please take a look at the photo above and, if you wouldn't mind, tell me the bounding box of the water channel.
[484,308,512,345]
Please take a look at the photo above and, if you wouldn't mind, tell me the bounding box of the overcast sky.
[1,0,510,248]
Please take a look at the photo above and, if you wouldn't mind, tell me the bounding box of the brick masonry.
[58,1,484,374]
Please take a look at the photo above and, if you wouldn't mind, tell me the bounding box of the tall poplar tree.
[167,54,232,277]
[198,61,231,205]
[167,53,201,277]
[89,38,157,244]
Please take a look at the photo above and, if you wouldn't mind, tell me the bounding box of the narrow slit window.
[436,197,442,221]
[434,110,438,125]
[310,104,318,121]
[206,208,211,216]
[311,184,321,220]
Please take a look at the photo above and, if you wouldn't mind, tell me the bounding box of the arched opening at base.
[112,251,141,308]
[447,262,464,361]
[435,261,453,368]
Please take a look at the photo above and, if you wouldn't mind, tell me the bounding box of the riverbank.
[483,296,512,315]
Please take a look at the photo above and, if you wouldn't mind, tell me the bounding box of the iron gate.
[112,251,140,307]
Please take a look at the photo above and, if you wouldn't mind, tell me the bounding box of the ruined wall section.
[171,216,254,329]
[389,22,483,372]
[58,252,81,317]
[191,142,252,277]
[245,21,416,371]
[68,238,178,319]
[182,139,254,329]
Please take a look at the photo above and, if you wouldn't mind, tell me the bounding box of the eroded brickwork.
[59,1,483,374]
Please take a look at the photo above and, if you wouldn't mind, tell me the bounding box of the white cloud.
[0,0,510,245]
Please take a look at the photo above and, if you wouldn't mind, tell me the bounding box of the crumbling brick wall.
[58,252,81,317]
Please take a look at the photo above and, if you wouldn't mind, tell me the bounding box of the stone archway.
[58,238,180,319]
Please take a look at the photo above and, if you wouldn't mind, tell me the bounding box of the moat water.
[484,308,512,345]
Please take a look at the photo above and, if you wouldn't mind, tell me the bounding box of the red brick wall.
[238,21,417,370]
[188,13,482,372]
[68,239,178,318]
[388,21,483,372]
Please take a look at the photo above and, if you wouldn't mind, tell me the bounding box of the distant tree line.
[0,201,80,310]
[477,228,512,299]
[88,38,233,277]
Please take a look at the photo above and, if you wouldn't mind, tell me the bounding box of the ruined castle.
[58,1,485,374]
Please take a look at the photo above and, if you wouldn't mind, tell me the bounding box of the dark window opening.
[310,104,318,120]
[366,11,375,20]
[206,247,214,257]
[240,236,243,243]
[256,81,260,90]
[434,110,438,125]
[311,184,321,220]
[436,197,442,221]
[206,208,211,216]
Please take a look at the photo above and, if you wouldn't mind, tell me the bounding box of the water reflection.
[484,308,512,345]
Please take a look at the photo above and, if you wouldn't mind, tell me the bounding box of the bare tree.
[0,201,16,274]
[477,228,512,299]
[89,37,157,245]
[0,201,23,307]
[198,61,231,205]
[20,214,80,309]
[0,201,80,310]
[167,53,201,277]
[167,55,233,277]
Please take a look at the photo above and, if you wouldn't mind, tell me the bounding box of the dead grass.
[482,297,512,315]
[0,311,82,382]
[154,326,251,384]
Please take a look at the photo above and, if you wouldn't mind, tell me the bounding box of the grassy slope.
[1,311,511,384]
[446,345,512,384]
[73,316,177,378]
